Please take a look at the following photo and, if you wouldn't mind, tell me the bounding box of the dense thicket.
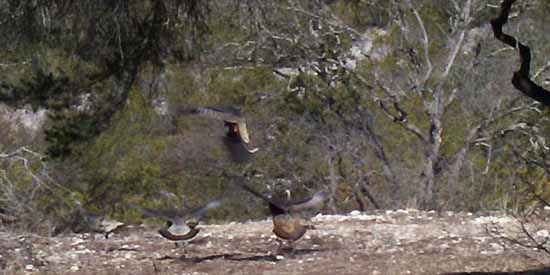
[0,0,548,231]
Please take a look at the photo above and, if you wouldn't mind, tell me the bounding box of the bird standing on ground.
[227,175,326,250]
[54,200,125,239]
[190,106,259,163]
[132,198,224,248]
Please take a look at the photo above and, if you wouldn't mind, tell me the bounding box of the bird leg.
[287,241,296,256]
[175,242,188,256]
[275,239,296,255]
[275,238,284,254]
[276,238,284,248]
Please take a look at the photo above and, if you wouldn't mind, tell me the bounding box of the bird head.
[186,219,199,228]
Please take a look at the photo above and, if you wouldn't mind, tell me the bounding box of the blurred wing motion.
[225,173,326,243]
[192,107,242,123]
[188,199,224,220]
[226,173,325,216]
[131,205,182,224]
[287,190,327,213]
[191,106,259,156]
[68,201,125,238]
[131,197,225,242]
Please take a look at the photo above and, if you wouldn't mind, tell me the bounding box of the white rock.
[45,255,64,263]
[536,230,549,238]
[490,243,503,253]
[75,249,92,254]
[350,210,361,216]
[276,255,285,260]
[71,238,85,245]
[70,266,79,272]
[472,216,513,224]
[25,265,34,271]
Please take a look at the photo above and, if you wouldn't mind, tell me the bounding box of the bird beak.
[246,146,259,153]
[237,122,251,144]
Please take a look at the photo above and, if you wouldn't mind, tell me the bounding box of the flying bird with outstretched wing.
[226,173,326,249]
[190,106,259,163]
[132,197,224,248]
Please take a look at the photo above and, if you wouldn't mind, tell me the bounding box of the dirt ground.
[2,209,550,275]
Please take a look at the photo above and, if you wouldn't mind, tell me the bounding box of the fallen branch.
[490,0,550,107]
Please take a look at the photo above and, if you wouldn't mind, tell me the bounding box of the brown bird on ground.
[191,106,259,163]
[227,174,326,250]
[132,198,224,248]
[54,200,125,239]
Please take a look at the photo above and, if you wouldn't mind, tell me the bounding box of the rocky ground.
[2,209,550,275]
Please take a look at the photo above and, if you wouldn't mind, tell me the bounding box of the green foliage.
[72,88,169,209]
[333,0,391,29]
[207,68,277,105]
[2,0,550,228]
[0,69,71,111]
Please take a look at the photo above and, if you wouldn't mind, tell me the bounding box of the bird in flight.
[190,106,259,163]
[227,174,326,251]
[132,197,224,249]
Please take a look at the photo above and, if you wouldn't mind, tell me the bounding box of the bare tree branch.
[490,0,550,107]
[405,0,432,86]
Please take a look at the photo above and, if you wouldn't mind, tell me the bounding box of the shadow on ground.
[155,248,328,263]
[442,267,550,275]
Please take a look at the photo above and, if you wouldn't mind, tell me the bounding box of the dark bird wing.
[71,203,124,236]
[188,198,225,220]
[193,107,254,145]
[192,107,243,123]
[226,173,326,215]
[131,205,181,224]
[225,174,288,215]
[227,175,272,203]
[187,106,259,155]
[131,196,224,224]
[223,137,259,163]
[287,190,326,213]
